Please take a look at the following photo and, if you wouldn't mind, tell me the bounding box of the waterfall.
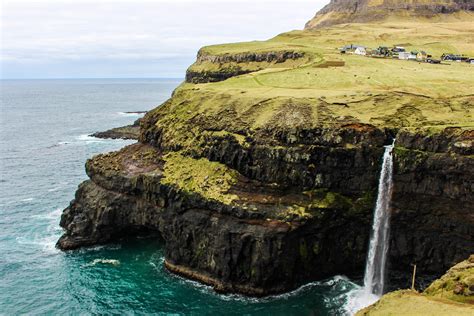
[363,139,395,296]
[344,140,396,315]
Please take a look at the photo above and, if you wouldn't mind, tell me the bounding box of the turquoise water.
[0,79,361,315]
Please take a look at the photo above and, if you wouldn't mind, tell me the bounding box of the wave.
[82,259,120,267]
[15,233,60,254]
[166,269,359,308]
[16,208,64,254]
[342,286,379,315]
[117,111,146,117]
[74,244,122,254]
[32,208,63,220]
[75,134,106,143]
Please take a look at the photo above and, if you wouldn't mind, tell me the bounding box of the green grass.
[161,152,239,205]
[424,256,474,304]
[357,255,474,315]
[357,290,474,316]
[173,17,474,134]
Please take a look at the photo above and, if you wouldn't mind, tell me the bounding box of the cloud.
[0,0,327,78]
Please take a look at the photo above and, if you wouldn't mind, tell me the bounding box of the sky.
[0,0,327,79]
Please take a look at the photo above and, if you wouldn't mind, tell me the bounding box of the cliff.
[305,0,474,29]
[57,8,474,298]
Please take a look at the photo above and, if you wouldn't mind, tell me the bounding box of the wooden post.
[411,264,417,291]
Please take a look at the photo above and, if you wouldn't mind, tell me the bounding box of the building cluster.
[340,44,474,64]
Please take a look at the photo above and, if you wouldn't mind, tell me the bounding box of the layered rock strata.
[58,118,474,295]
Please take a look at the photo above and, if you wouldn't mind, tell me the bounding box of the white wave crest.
[15,234,60,254]
[343,286,380,315]
[117,111,145,117]
[83,259,121,267]
[75,134,106,143]
[32,208,62,220]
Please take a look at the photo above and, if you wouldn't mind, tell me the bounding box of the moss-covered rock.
[358,255,474,315]
[162,152,239,205]
[425,254,474,304]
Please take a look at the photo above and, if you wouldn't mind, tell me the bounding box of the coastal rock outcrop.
[91,118,142,140]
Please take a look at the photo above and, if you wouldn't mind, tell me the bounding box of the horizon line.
[0,77,184,80]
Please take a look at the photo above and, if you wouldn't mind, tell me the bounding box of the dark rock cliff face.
[58,143,374,295]
[390,130,474,278]
[185,51,305,84]
[57,116,474,295]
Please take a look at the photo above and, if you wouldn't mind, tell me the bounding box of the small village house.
[340,44,365,54]
[391,46,406,58]
[409,51,418,60]
[441,53,468,62]
[392,46,406,53]
[375,46,390,57]
[399,52,413,60]
[417,51,428,61]
[354,46,367,55]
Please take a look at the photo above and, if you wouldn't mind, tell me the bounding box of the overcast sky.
[0,0,326,79]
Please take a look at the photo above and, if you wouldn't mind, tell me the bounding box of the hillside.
[305,0,474,28]
[182,17,474,134]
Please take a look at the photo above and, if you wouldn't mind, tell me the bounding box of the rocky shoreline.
[90,118,142,140]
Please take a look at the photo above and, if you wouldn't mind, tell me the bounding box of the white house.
[400,52,417,60]
[399,52,411,60]
[354,47,367,55]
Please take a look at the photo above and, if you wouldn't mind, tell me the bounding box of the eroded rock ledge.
[186,50,305,83]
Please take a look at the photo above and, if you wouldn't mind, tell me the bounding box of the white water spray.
[344,140,395,315]
[363,139,395,296]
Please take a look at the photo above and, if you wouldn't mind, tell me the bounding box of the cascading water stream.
[344,139,395,315]
[363,139,396,296]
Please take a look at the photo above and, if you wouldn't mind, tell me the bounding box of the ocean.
[0,79,362,315]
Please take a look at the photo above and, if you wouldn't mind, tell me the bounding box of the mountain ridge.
[305,0,474,29]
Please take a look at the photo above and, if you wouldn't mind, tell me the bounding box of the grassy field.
[357,255,474,315]
[177,15,474,133]
[357,290,474,316]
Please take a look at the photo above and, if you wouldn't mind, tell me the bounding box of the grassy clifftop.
[171,17,474,140]
[357,255,474,315]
